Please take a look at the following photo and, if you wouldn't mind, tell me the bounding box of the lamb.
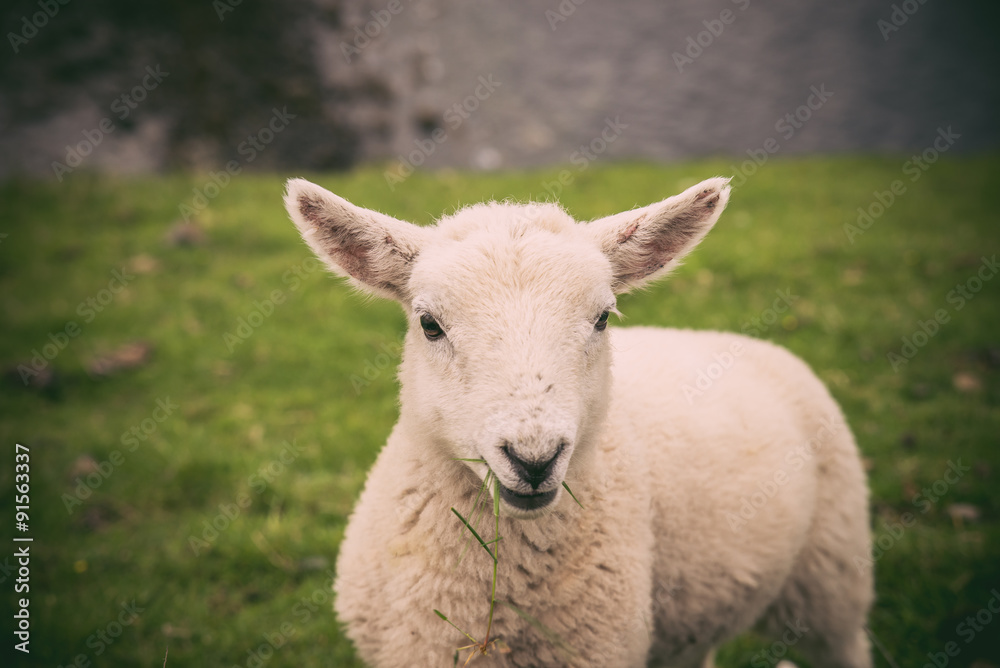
[283,176,874,668]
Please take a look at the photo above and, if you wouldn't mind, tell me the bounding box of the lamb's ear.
[284,178,429,301]
[586,177,731,293]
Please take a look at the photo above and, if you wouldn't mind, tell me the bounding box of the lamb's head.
[284,177,730,518]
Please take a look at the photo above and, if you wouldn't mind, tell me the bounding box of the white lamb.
[283,176,873,668]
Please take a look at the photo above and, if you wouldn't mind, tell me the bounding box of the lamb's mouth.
[497,483,558,511]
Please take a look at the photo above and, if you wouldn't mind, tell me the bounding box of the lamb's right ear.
[284,178,429,301]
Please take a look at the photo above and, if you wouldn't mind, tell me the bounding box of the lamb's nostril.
[501,442,564,490]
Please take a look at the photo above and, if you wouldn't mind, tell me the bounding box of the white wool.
[284,177,873,668]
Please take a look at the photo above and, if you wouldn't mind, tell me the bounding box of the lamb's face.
[399,205,617,517]
[284,177,731,519]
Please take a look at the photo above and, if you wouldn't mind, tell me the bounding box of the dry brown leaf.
[87,341,153,377]
[953,372,983,393]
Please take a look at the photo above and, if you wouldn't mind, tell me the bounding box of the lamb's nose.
[501,442,564,490]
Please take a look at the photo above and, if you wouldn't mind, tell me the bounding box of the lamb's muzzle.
[501,440,564,490]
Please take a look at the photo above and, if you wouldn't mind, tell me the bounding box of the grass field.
[1,155,999,667]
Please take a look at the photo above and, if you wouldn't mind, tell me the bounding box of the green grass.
[1,155,998,667]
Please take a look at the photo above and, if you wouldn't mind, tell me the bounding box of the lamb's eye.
[595,310,610,332]
[419,314,444,340]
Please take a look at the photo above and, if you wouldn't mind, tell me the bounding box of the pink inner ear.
[296,193,370,281]
[617,221,639,245]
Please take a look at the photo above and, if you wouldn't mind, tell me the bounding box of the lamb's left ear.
[586,177,731,293]
[284,178,429,301]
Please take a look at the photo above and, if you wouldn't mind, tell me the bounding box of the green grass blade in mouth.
[493,478,501,517]
[562,481,584,509]
[451,508,497,563]
[483,475,501,645]
[456,470,493,567]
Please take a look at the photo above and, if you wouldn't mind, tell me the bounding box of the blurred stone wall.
[356,0,998,171]
[1,0,996,179]
[0,0,384,177]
